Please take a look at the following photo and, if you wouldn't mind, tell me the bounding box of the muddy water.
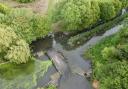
[31,25,122,89]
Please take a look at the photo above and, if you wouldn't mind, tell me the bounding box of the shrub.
[0,3,10,14]
[97,61,128,89]
[0,25,31,64]
[67,13,128,47]
[117,45,128,60]
[5,39,31,64]
[119,26,128,38]
[102,46,118,60]
[31,15,51,39]
[85,23,128,89]
[119,0,128,8]
[53,0,100,32]
[0,8,51,43]
[112,0,122,14]
[99,1,116,21]
[0,25,17,53]
[53,0,123,32]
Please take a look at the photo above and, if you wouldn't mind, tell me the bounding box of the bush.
[5,39,31,64]
[53,0,123,32]
[0,3,10,14]
[53,0,100,32]
[99,1,116,21]
[112,0,122,14]
[96,61,128,89]
[119,26,128,38]
[67,13,128,47]
[85,23,128,89]
[0,25,31,64]
[31,15,51,39]
[101,45,128,61]
[119,0,128,8]
[0,25,17,53]
[0,8,51,43]
[16,0,35,3]
[102,46,118,60]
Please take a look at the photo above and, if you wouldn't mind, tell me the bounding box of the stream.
[31,24,123,89]
[0,24,123,89]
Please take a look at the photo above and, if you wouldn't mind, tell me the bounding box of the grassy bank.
[68,12,128,47]
[0,60,52,89]
[85,19,128,89]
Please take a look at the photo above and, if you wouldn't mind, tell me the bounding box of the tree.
[0,25,31,64]
[53,0,100,32]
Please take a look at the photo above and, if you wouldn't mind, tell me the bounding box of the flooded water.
[0,24,122,89]
[0,60,52,89]
[31,25,122,89]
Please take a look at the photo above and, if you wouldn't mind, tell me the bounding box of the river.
[31,24,122,89]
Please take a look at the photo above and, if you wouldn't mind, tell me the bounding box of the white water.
[122,9,126,15]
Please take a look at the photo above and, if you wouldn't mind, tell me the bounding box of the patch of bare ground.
[0,0,49,14]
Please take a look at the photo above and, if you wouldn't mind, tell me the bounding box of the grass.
[0,60,52,89]
[84,24,128,89]
[37,84,57,89]
[67,12,128,47]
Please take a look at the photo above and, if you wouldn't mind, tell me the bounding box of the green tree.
[53,0,100,32]
[119,0,128,8]
[0,25,31,64]
[99,1,116,21]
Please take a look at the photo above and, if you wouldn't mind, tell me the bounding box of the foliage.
[96,61,128,89]
[67,13,128,47]
[102,46,118,60]
[119,0,128,8]
[5,39,31,64]
[16,0,35,3]
[112,0,122,14]
[31,15,51,40]
[99,0,122,21]
[53,0,123,32]
[0,3,10,14]
[45,85,57,89]
[53,0,100,32]
[117,45,128,60]
[85,22,128,89]
[0,25,17,53]
[0,8,51,43]
[99,1,116,21]
[0,60,52,89]
[37,85,57,89]
[0,25,31,64]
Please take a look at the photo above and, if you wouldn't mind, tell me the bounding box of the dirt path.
[0,0,49,14]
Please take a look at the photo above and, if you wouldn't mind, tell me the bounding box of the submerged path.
[47,49,92,89]
[49,25,122,89]
[32,24,123,89]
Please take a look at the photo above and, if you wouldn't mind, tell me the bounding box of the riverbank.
[67,12,128,47]
[84,19,128,89]
[0,1,128,89]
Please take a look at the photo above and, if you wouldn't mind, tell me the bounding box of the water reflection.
[0,60,51,89]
